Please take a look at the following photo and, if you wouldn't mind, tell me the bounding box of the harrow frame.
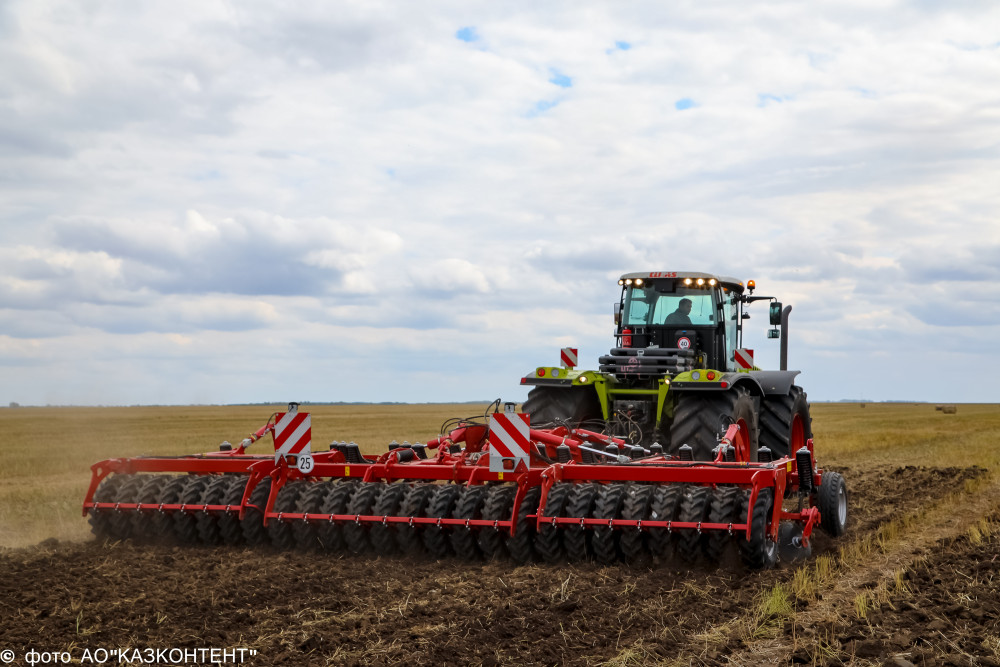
[83,403,837,567]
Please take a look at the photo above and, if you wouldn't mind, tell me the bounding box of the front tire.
[522,386,602,429]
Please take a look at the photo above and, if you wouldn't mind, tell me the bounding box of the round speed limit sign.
[296,453,315,474]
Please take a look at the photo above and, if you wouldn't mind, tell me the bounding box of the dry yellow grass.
[0,402,493,547]
[1,401,997,549]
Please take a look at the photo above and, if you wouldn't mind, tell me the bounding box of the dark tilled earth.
[0,466,995,667]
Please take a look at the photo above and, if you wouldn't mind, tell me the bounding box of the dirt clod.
[0,464,996,666]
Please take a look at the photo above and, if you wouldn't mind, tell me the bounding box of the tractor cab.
[601,272,745,378]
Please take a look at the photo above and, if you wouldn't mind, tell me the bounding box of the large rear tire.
[522,386,603,429]
[759,386,812,458]
[669,387,758,461]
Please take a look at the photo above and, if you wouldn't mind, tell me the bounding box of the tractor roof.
[618,271,746,294]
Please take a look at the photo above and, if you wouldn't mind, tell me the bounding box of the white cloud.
[1,1,999,405]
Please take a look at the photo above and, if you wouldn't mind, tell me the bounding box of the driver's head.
[679,298,692,313]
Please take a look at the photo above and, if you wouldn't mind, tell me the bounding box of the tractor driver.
[664,298,693,325]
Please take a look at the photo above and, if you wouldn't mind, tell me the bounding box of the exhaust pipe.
[780,305,792,371]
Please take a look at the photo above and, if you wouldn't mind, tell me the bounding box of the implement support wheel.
[817,471,848,537]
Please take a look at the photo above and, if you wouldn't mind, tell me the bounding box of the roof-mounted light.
[696,278,705,286]
[684,278,693,285]
[634,278,643,286]
[618,279,624,285]
[747,280,756,293]
[708,278,717,286]
[625,278,633,286]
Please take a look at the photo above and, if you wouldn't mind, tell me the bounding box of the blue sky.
[1,2,999,406]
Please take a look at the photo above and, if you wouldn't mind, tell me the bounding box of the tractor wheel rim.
[790,414,805,451]
[765,534,777,562]
[837,485,847,525]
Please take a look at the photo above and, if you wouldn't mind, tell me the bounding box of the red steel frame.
[83,411,823,545]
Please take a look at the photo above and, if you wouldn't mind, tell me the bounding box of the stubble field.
[1,402,999,666]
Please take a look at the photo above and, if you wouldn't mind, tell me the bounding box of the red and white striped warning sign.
[735,348,754,370]
[273,406,312,464]
[488,410,531,473]
[560,347,578,369]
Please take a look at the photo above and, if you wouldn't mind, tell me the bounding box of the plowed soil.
[1,465,997,666]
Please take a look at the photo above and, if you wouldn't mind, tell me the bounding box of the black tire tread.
[450,485,487,560]
[669,387,757,461]
[423,484,463,558]
[536,483,573,563]
[217,475,248,546]
[705,486,743,562]
[173,476,210,544]
[677,486,713,563]
[395,483,435,555]
[290,481,328,550]
[739,489,778,570]
[195,475,232,545]
[522,386,602,429]
[817,471,848,537]
[563,483,599,561]
[268,481,306,549]
[759,386,812,458]
[620,484,655,563]
[317,480,358,551]
[648,484,685,559]
[150,475,188,543]
[89,474,129,539]
[478,485,516,559]
[131,475,169,542]
[506,486,541,564]
[370,483,408,555]
[241,477,273,546]
[344,483,381,554]
[592,483,627,564]
[109,474,146,540]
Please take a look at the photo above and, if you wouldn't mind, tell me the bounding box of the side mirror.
[614,302,622,326]
[769,301,782,326]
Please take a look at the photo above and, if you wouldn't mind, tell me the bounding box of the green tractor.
[521,271,811,461]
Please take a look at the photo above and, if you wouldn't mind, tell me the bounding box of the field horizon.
[1,402,999,665]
